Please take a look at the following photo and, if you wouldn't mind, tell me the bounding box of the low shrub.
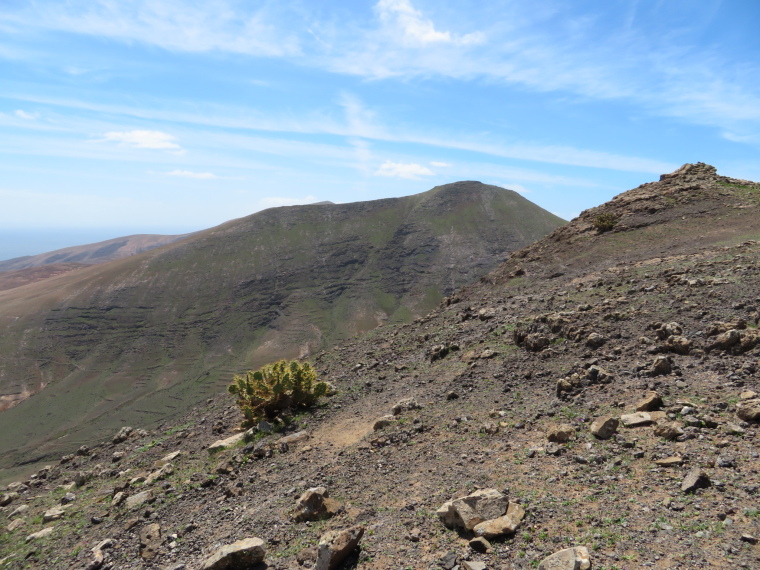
[228,360,328,426]
[593,213,618,233]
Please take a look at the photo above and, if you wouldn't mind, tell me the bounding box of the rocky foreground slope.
[1,164,759,569]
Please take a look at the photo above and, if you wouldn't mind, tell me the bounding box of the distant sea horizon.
[0,227,196,263]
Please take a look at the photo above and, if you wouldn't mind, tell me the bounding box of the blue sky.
[1,0,759,258]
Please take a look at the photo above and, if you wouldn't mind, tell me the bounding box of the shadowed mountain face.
[0,182,564,468]
[0,233,192,277]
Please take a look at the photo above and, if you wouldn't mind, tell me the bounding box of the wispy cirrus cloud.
[7,0,299,57]
[375,160,434,179]
[164,170,216,179]
[101,130,181,150]
[375,0,484,46]
[14,110,39,120]
[163,169,243,180]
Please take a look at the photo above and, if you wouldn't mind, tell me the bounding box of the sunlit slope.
[0,181,565,468]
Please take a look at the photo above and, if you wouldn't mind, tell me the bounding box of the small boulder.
[277,430,310,446]
[589,416,618,439]
[649,355,672,376]
[538,546,591,570]
[153,451,182,469]
[0,492,18,507]
[144,463,174,486]
[546,424,575,443]
[139,523,162,560]
[373,416,396,431]
[200,537,266,570]
[113,426,133,444]
[635,391,663,412]
[437,489,507,531]
[473,501,525,538]
[585,332,607,348]
[736,399,760,421]
[43,507,65,522]
[315,526,364,570]
[125,490,154,510]
[391,398,422,415]
[9,504,28,518]
[294,487,342,522]
[681,468,710,493]
[621,412,664,427]
[653,421,684,440]
[26,527,55,542]
[708,329,741,351]
[664,335,692,355]
[653,456,683,467]
[208,432,245,453]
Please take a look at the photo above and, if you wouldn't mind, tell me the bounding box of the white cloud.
[375,0,483,46]
[102,130,180,150]
[259,195,320,208]
[14,110,39,120]
[430,161,451,167]
[12,0,299,57]
[375,160,434,179]
[164,170,217,179]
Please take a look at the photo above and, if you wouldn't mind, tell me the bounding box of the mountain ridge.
[0,181,565,472]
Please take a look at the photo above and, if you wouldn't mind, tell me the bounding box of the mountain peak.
[659,162,718,182]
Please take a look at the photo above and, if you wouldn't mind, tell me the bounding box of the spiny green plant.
[593,212,618,233]
[228,360,329,426]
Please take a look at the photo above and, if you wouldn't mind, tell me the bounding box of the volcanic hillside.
[0,163,758,570]
[0,182,564,472]
[0,234,192,287]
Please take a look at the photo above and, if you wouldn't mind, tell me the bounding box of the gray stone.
[9,504,28,518]
[546,424,575,443]
[373,415,396,431]
[391,398,422,415]
[649,355,672,376]
[437,489,508,531]
[463,562,487,570]
[708,329,741,351]
[43,507,65,522]
[208,432,246,452]
[139,523,161,560]
[653,421,684,440]
[0,492,18,507]
[26,527,55,542]
[736,399,760,421]
[144,463,174,486]
[589,416,618,439]
[113,426,134,443]
[586,332,607,348]
[635,391,663,412]
[681,468,710,493]
[200,537,266,570]
[621,411,665,427]
[538,546,591,570]
[473,501,525,538]
[125,490,154,510]
[153,451,182,469]
[468,536,491,553]
[315,526,364,570]
[294,487,342,522]
[277,430,310,446]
